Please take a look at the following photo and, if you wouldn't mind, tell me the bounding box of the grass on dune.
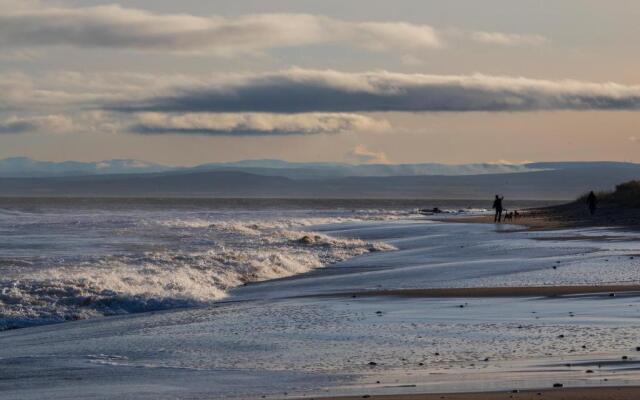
[577,180,640,208]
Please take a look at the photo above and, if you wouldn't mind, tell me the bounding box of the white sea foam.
[0,215,396,330]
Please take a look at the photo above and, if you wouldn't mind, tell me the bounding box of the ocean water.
[0,198,544,330]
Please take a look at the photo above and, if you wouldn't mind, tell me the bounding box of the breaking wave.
[0,216,395,330]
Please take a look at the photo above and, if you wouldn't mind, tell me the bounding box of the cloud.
[0,49,40,61]
[0,119,34,134]
[488,159,533,165]
[0,114,73,134]
[470,31,547,46]
[4,68,640,138]
[131,112,390,136]
[345,145,390,164]
[111,68,640,114]
[0,4,442,55]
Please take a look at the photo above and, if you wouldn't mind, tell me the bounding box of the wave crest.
[0,218,395,330]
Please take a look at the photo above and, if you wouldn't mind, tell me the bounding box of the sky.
[1,0,640,166]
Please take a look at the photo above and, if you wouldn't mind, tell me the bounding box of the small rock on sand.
[297,235,314,245]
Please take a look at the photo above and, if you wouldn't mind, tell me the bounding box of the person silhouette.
[586,191,597,216]
[492,195,504,223]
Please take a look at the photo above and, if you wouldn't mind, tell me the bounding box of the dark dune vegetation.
[524,180,640,229]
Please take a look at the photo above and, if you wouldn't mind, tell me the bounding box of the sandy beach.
[303,386,640,400]
[442,199,640,231]
[343,285,640,298]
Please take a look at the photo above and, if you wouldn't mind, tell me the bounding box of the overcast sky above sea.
[1,0,640,165]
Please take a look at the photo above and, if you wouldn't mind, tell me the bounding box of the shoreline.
[436,214,565,230]
[301,386,640,400]
[340,284,640,298]
[439,200,640,231]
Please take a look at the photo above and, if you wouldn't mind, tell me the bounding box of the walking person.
[586,191,597,216]
[492,195,504,223]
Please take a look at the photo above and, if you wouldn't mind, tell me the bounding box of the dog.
[503,211,514,222]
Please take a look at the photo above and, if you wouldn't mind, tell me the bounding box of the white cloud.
[488,159,533,165]
[0,2,550,57]
[0,4,442,55]
[470,31,547,46]
[132,112,390,136]
[346,145,390,164]
[5,68,640,137]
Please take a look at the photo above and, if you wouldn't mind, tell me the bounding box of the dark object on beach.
[492,195,504,223]
[553,383,563,388]
[368,361,377,366]
[418,207,443,215]
[609,293,616,297]
[586,369,594,373]
[558,334,565,338]
[586,191,598,216]
[511,389,519,393]
[622,355,629,360]
[636,346,640,351]
[297,235,314,245]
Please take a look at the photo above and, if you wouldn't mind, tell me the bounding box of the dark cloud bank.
[111,70,640,114]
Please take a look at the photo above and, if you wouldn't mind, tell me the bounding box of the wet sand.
[442,214,563,230]
[304,386,640,400]
[315,214,640,400]
[343,285,640,298]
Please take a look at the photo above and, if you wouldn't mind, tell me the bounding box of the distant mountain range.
[0,157,638,199]
[0,157,172,177]
[0,157,540,178]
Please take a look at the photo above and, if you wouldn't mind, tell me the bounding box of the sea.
[0,198,549,330]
